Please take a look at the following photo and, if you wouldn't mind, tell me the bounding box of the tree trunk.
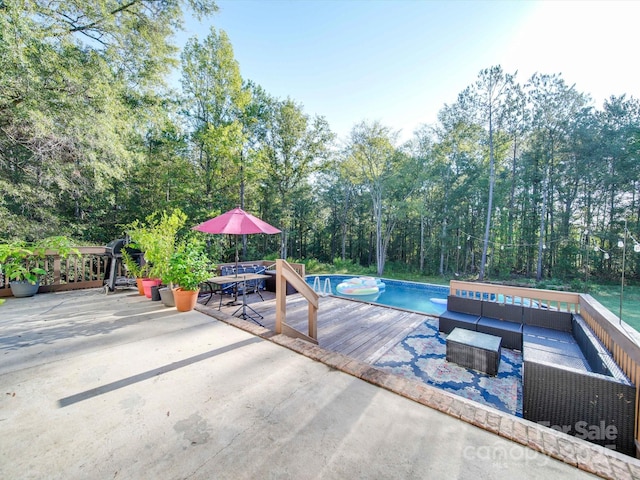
[340,189,350,261]
[439,215,447,275]
[281,229,288,259]
[373,188,385,276]
[420,215,425,273]
[479,107,495,281]
[508,135,518,271]
[536,166,550,281]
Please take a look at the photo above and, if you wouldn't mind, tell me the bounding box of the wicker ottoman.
[446,327,502,376]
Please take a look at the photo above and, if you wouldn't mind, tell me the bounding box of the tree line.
[2,1,639,283]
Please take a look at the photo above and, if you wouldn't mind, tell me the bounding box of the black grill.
[104,239,143,292]
[105,238,127,256]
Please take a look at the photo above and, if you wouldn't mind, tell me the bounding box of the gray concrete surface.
[0,289,600,479]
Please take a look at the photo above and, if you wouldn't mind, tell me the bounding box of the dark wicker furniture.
[438,295,636,456]
[438,296,481,334]
[446,328,501,376]
[523,314,636,456]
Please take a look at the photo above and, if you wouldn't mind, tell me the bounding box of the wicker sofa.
[438,296,636,456]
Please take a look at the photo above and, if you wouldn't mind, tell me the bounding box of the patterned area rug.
[375,319,523,416]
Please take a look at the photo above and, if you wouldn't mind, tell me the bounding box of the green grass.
[589,284,640,332]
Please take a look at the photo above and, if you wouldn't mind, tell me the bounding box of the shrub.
[166,240,214,291]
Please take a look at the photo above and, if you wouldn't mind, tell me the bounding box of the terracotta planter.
[135,278,145,296]
[173,287,199,312]
[142,278,162,298]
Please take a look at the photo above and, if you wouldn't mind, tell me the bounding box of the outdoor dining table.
[205,273,270,325]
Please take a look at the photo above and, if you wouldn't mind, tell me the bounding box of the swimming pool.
[305,274,449,316]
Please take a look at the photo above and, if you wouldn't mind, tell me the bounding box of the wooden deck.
[214,292,432,364]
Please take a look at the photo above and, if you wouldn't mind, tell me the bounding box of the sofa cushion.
[438,310,480,334]
[523,308,572,332]
[477,316,523,350]
[523,325,585,359]
[522,325,574,343]
[446,295,482,315]
[524,346,591,371]
[481,301,524,323]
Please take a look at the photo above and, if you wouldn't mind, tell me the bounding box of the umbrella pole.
[234,236,239,274]
[234,237,239,301]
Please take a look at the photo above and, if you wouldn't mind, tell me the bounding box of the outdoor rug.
[375,319,523,416]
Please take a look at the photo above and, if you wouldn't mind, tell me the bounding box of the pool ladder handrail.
[323,278,331,297]
[312,276,332,297]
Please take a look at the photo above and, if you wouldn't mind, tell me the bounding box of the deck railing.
[1,253,306,298]
[275,259,318,344]
[262,260,305,277]
[449,280,581,312]
[450,279,640,454]
[0,246,109,297]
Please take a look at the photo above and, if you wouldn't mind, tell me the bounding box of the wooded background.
[2,1,639,283]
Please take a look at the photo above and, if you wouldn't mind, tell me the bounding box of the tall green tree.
[0,0,217,240]
[181,26,250,213]
[409,125,436,273]
[599,96,640,230]
[432,104,485,275]
[526,73,590,280]
[458,66,515,280]
[316,169,357,262]
[258,98,334,259]
[344,121,424,276]
[502,81,529,272]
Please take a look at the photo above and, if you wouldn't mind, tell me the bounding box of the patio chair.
[197,280,220,306]
[216,265,239,309]
[236,265,265,301]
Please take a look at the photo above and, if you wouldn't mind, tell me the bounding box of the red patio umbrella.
[192,207,281,272]
[193,207,281,236]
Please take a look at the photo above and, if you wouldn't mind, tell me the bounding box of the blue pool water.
[306,275,448,316]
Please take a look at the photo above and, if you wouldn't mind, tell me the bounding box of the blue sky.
[176,0,640,142]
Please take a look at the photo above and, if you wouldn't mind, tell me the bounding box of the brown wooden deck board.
[217,293,432,363]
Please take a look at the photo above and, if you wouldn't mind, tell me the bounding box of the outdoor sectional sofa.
[438,295,636,456]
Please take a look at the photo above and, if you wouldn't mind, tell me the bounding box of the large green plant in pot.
[0,236,78,297]
[167,241,214,312]
[121,249,149,296]
[126,208,186,283]
[120,249,148,279]
[0,243,47,286]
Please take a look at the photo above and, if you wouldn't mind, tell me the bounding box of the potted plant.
[166,240,214,312]
[0,236,78,298]
[126,209,186,299]
[121,249,148,296]
[0,242,46,297]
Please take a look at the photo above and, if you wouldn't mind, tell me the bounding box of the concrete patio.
[0,288,635,479]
